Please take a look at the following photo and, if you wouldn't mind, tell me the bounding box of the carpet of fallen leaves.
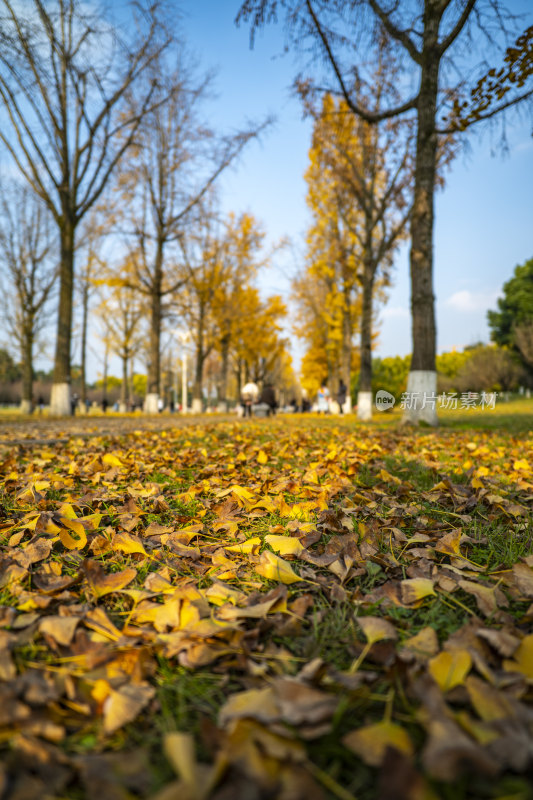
[1,415,533,800]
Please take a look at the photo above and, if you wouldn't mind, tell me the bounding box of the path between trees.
[0,413,236,447]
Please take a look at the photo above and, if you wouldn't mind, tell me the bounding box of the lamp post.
[176,330,190,413]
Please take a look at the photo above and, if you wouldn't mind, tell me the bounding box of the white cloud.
[445,289,499,313]
[381,305,409,319]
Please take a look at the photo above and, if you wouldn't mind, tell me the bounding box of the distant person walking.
[317,384,330,413]
[337,379,347,414]
[71,392,79,416]
[259,383,277,416]
[241,381,259,417]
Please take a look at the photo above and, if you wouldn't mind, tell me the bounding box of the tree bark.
[147,240,163,399]
[193,308,205,409]
[81,280,89,407]
[409,37,439,374]
[51,217,75,414]
[359,260,375,394]
[218,333,230,410]
[121,353,128,410]
[21,328,34,413]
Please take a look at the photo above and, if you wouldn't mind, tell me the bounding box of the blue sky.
[178,0,533,364]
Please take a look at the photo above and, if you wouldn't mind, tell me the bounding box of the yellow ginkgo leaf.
[57,503,78,520]
[343,720,413,766]
[58,517,87,550]
[503,633,533,680]
[102,453,123,467]
[112,531,148,557]
[264,534,303,557]
[356,616,398,645]
[163,732,197,786]
[225,536,261,555]
[257,450,268,465]
[428,649,472,691]
[256,550,302,584]
[400,577,436,605]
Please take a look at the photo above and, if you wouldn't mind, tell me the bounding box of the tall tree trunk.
[103,340,109,405]
[358,260,375,420]
[120,352,128,411]
[51,217,75,415]
[146,238,163,413]
[81,280,89,407]
[192,311,205,413]
[405,32,440,425]
[21,328,33,414]
[218,333,230,411]
[341,283,352,412]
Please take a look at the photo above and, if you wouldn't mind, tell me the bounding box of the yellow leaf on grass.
[58,517,87,550]
[256,550,302,584]
[513,459,529,471]
[205,582,246,606]
[343,720,413,766]
[102,453,123,468]
[400,578,436,605]
[356,616,397,645]
[257,450,268,465]
[225,537,261,555]
[503,633,533,680]
[465,676,514,722]
[163,732,197,786]
[434,529,462,557]
[112,531,148,557]
[428,649,472,691]
[219,687,279,726]
[57,503,77,519]
[264,534,304,557]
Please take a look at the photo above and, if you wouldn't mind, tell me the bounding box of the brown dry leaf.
[434,529,463,557]
[457,579,498,616]
[103,682,155,735]
[39,615,80,646]
[510,562,533,598]
[343,720,414,766]
[83,559,137,598]
[401,627,439,660]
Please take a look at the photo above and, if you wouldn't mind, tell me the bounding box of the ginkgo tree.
[293,100,364,408]
[304,78,413,420]
[94,255,146,412]
[237,0,533,424]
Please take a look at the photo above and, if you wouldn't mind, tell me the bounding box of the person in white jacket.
[241,381,259,417]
